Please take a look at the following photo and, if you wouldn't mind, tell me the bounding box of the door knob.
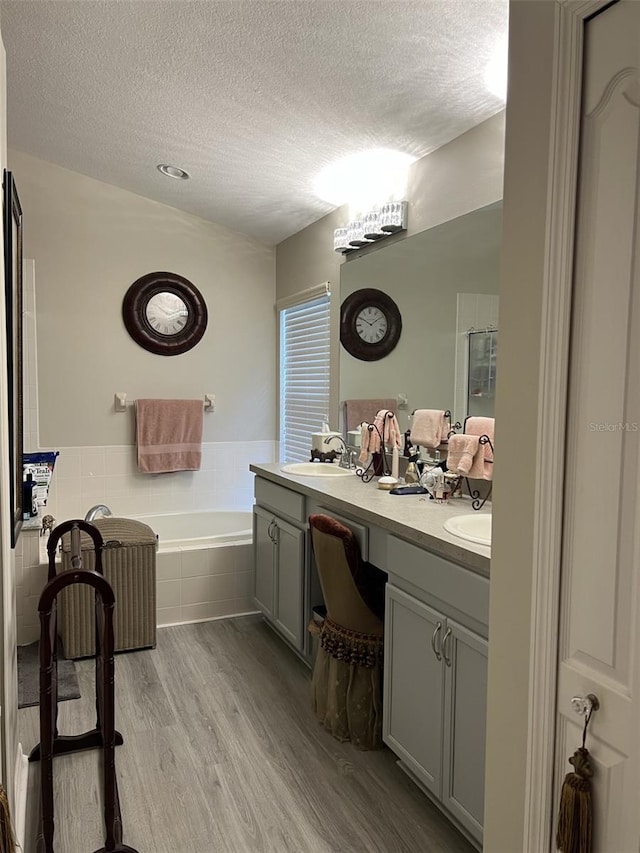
[571,693,600,719]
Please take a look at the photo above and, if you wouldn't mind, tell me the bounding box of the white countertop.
[250,463,491,577]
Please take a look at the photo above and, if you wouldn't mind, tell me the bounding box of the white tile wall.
[42,439,276,523]
[156,542,254,627]
[15,530,45,645]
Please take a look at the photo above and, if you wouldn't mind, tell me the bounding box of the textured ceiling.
[1,0,508,245]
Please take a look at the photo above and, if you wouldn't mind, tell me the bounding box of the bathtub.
[132,510,252,550]
[131,510,256,627]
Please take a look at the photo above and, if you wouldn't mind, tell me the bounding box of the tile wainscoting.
[44,439,276,522]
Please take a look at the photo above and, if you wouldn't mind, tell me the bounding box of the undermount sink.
[443,513,492,546]
[280,462,355,477]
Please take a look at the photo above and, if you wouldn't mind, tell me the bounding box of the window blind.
[279,292,331,463]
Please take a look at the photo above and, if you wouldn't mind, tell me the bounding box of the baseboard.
[157,609,261,629]
[395,759,482,852]
[14,744,29,851]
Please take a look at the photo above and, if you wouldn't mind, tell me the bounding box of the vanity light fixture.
[333,202,408,254]
[157,163,190,180]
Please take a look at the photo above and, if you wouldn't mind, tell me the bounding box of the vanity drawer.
[316,506,369,561]
[255,478,306,524]
[387,535,489,628]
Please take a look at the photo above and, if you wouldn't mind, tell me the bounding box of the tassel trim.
[556,748,593,853]
[319,616,383,668]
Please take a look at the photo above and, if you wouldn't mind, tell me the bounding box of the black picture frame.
[4,171,23,548]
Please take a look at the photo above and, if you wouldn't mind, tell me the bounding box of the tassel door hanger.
[556,693,599,853]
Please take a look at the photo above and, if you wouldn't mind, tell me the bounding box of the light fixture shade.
[333,227,350,253]
[363,210,384,240]
[334,202,408,254]
[379,201,408,232]
[347,220,372,248]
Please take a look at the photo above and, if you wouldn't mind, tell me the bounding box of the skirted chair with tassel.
[308,513,386,750]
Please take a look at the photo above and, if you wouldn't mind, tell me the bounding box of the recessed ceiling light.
[313,149,416,212]
[157,163,190,180]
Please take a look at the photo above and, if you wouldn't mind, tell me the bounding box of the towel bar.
[114,393,215,412]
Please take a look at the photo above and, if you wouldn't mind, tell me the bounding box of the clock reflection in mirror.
[355,306,388,343]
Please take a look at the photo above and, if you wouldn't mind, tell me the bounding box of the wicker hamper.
[58,517,157,658]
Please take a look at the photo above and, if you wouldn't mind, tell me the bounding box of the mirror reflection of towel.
[343,399,396,432]
[358,410,402,463]
[446,434,482,477]
[410,409,446,449]
[465,417,495,480]
[135,399,203,473]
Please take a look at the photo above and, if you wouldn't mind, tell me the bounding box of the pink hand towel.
[465,417,495,480]
[136,399,204,473]
[343,399,397,432]
[358,409,402,464]
[446,434,482,477]
[410,409,446,449]
[374,409,403,450]
[359,422,377,463]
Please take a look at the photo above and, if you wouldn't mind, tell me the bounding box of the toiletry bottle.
[405,456,419,484]
[22,474,34,520]
[391,445,400,480]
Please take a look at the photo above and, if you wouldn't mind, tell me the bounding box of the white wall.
[8,150,277,449]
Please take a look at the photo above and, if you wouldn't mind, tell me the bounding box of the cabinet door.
[273,517,305,651]
[253,506,275,619]
[383,584,445,797]
[442,618,487,844]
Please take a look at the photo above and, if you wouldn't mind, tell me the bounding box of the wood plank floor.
[18,616,475,853]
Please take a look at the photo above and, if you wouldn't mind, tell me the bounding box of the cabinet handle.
[267,520,276,543]
[431,622,442,661]
[442,626,452,667]
[271,521,279,544]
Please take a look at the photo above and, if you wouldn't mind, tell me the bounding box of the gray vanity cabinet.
[254,506,276,619]
[253,481,307,654]
[442,617,487,840]
[384,583,487,847]
[250,466,490,847]
[384,585,445,797]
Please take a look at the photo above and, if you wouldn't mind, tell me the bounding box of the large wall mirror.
[339,201,502,432]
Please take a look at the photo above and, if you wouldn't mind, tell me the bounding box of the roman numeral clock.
[122,271,208,355]
[340,288,402,361]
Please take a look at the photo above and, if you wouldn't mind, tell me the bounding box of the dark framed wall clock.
[122,271,208,355]
[340,288,402,361]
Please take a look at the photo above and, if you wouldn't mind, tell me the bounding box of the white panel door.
[558,3,640,849]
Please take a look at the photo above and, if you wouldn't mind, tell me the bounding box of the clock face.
[122,272,208,355]
[145,292,189,336]
[355,305,388,343]
[340,288,402,361]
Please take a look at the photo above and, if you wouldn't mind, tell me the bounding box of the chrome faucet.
[323,435,357,469]
[84,504,113,522]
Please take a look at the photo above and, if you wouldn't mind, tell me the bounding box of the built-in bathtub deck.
[16,510,256,644]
